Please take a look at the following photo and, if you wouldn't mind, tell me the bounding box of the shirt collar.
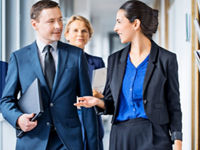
[36,38,58,53]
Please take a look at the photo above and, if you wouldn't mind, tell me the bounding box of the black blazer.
[97,40,182,140]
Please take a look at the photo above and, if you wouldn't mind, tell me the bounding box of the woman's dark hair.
[120,0,158,39]
[30,0,60,21]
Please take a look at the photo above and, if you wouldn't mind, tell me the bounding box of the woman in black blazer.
[75,1,182,150]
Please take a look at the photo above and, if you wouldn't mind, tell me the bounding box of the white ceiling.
[90,0,156,32]
[90,0,156,17]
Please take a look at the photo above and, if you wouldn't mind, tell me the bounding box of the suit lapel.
[85,53,95,80]
[143,40,159,96]
[87,63,95,82]
[112,45,130,107]
[29,42,50,94]
[51,41,68,97]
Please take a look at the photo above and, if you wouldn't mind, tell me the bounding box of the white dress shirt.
[36,39,58,73]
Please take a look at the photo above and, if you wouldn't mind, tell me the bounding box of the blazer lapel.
[143,40,159,96]
[29,42,50,94]
[111,45,130,108]
[51,41,68,97]
[87,63,95,82]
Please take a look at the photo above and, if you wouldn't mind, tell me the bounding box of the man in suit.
[0,1,98,150]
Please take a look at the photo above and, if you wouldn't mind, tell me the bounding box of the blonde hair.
[64,15,94,38]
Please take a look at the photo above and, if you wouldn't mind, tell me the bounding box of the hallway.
[0,0,199,150]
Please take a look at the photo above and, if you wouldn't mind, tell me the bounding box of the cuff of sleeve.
[94,98,107,115]
[16,125,21,130]
[15,113,23,129]
[94,106,105,115]
[171,131,182,141]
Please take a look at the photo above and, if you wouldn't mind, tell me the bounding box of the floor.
[102,115,112,150]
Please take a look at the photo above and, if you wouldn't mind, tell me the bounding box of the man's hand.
[17,113,37,132]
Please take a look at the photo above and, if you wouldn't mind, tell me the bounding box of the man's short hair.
[30,0,60,21]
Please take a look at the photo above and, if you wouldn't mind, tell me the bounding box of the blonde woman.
[64,15,105,150]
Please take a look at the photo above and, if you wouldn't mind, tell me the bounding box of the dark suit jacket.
[85,53,105,82]
[0,41,98,150]
[97,40,182,140]
[0,61,8,98]
[85,52,105,147]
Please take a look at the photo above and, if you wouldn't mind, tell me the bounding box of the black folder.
[17,78,44,138]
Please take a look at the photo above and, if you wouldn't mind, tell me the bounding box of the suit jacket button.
[143,99,147,104]
[50,103,54,107]
[46,122,50,126]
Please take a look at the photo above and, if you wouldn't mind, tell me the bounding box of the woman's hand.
[74,96,105,109]
[93,89,104,98]
[74,96,100,108]
[174,140,182,150]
